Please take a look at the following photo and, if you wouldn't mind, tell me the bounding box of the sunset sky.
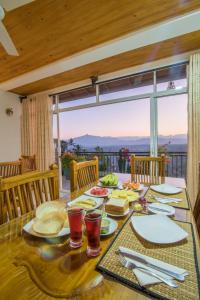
[53,83,188,140]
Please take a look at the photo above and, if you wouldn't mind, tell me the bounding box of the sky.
[53,80,188,140]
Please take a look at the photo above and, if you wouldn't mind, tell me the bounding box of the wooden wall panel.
[0,0,200,82]
[10,30,200,95]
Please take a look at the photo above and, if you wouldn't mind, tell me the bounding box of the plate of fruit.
[68,195,103,210]
[98,173,119,188]
[84,187,110,198]
[122,181,144,192]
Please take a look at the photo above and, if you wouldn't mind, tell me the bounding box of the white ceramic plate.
[84,186,110,198]
[131,214,188,244]
[106,208,130,218]
[150,184,182,195]
[101,217,118,236]
[148,203,175,216]
[68,195,103,210]
[23,219,70,238]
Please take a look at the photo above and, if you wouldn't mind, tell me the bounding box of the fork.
[119,254,178,288]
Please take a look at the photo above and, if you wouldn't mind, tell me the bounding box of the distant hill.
[70,134,187,147]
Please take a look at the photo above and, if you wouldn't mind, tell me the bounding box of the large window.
[99,72,153,101]
[53,63,188,190]
[157,94,187,177]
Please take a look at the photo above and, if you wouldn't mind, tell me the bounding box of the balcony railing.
[76,151,187,178]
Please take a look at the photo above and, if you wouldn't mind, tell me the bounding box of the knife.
[148,205,172,213]
[119,250,186,281]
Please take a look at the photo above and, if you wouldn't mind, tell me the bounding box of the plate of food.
[100,217,118,236]
[84,187,110,198]
[111,189,139,203]
[105,198,130,217]
[23,201,70,238]
[98,173,119,188]
[68,195,103,210]
[122,181,144,192]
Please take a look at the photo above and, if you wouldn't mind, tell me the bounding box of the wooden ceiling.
[1,0,200,86]
[10,29,200,95]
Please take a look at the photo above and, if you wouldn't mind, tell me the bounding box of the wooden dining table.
[0,174,199,300]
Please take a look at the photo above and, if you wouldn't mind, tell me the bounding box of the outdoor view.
[53,65,188,190]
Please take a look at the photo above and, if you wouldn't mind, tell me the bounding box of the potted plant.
[118,147,130,173]
[61,151,85,179]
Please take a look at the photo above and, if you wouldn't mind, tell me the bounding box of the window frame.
[53,63,188,191]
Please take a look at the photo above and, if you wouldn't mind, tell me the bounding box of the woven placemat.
[96,213,200,300]
[145,188,190,210]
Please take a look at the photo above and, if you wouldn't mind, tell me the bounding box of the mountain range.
[70,134,187,147]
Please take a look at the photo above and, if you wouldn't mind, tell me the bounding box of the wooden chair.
[0,160,22,178]
[0,165,59,224]
[20,155,36,173]
[130,154,165,185]
[70,156,99,199]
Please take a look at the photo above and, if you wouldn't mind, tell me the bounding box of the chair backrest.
[0,160,22,178]
[20,155,36,173]
[0,165,59,224]
[70,156,99,199]
[130,154,165,185]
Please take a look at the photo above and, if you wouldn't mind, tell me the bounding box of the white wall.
[0,90,21,162]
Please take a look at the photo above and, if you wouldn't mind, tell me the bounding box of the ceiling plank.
[0,0,200,82]
[10,30,200,95]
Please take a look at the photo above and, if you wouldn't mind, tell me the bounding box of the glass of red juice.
[68,208,83,248]
[84,211,102,257]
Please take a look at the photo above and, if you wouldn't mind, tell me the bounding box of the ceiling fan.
[0,0,34,56]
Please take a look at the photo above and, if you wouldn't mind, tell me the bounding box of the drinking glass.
[68,208,84,248]
[84,211,102,257]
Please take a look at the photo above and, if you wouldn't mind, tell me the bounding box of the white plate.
[84,186,110,198]
[131,214,188,244]
[68,195,103,210]
[106,208,130,218]
[150,184,182,195]
[23,219,70,238]
[148,203,175,216]
[101,217,118,236]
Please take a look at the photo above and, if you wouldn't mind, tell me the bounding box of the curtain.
[187,53,200,208]
[21,93,54,171]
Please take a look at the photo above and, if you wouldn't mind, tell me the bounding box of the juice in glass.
[68,208,83,248]
[84,211,102,257]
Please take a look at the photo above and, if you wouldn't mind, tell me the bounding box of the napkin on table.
[119,246,188,286]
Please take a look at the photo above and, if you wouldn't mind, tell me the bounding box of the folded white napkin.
[155,197,182,204]
[119,246,188,286]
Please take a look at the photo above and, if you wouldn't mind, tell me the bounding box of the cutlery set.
[149,194,182,204]
[119,254,178,288]
[118,250,187,288]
